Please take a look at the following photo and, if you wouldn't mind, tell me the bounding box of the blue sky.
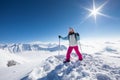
[0,0,120,43]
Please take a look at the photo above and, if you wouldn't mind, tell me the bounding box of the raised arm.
[59,35,69,40]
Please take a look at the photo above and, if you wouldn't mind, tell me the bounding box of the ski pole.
[78,35,83,54]
[79,40,82,54]
[58,37,60,55]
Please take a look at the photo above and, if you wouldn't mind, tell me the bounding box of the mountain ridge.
[0,43,67,53]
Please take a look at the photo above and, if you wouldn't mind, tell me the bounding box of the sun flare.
[84,0,109,23]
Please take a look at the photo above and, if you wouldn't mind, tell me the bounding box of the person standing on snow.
[59,27,83,63]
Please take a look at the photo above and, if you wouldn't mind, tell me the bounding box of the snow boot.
[63,60,70,63]
[79,58,83,61]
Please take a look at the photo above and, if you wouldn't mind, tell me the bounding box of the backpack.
[68,33,79,41]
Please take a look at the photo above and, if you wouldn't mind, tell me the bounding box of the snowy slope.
[0,49,29,67]
[0,50,59,80]
[22,53,120,80]
[21,40,120,80]
[0,40,120,80]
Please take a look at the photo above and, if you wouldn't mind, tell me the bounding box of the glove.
[58,35,62,38]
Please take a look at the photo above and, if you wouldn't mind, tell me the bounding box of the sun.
[92,9,99,16]
[91,8,99,20]
[84,0,109,23]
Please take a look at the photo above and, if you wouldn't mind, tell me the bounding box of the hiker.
[59,27,83,63]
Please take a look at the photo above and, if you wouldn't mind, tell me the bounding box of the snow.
[0,40,120,80]
[0,49,28,67]
[0,42,67,53]
[24,53,120,80]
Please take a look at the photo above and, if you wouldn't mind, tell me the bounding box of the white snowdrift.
[24,53,120,80]
[0,49,29,67]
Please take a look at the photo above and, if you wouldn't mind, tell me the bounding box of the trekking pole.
[79,40,82,53]
[78,35,83,54]
[58,37,60,55]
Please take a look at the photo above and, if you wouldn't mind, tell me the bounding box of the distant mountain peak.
[0,42,67,53]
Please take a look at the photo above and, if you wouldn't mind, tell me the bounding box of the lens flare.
[84,0,110,23]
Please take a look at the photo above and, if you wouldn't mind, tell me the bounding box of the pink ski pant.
[66,46,82,60]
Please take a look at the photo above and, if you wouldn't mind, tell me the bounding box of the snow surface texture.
[22,53,120,80]
[0,40,120,80]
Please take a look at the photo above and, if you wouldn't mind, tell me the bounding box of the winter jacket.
[61,33,80,46]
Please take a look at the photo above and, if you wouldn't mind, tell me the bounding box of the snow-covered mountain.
[0,42,67,53]
[22,53,120,80]
[0,40,120,80]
